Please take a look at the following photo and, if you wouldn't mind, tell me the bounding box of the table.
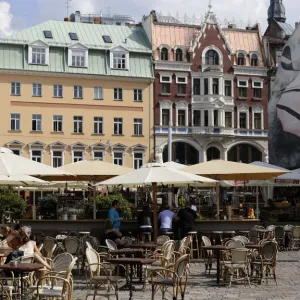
[109,248,143,257]
[127,243,157,251]
[256,229,272,240]
[202,245,231,284]
[0,263,43,300]
[107,258,156,300]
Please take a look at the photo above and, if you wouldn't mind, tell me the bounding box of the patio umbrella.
[0,174,49,186]
[183,160,289,218]
[98,163,218,242]
[162,161,186,169]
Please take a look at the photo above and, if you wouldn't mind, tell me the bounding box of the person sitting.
[102,219,126,247]
[177,203,196,238]
[138,205,153,241]
[158,205,175,236]
[0,226,12,243]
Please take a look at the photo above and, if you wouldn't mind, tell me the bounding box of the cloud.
[0,1,13,37]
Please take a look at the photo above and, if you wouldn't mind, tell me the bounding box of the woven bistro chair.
[80,236,100,252]
[233,236,250,245]
[225,239,245,248]
[266,225,276,239]
[201,236,215,275]
[106,239,118,252]
[63,237,83,272]
[42,237,58,258]
[174,236,192,259]
[0,271,14,300]
[85,247,123,300]
[274,226,284,250]
[151,254,190,300]
[290,226,300,250]
[223,248,251,287]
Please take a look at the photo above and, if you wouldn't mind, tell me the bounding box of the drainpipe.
[63,47,67,72]
[150,56,155,162]
[105,50,108,74]
[23,45,25,69]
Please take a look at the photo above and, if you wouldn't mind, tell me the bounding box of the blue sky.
[1,0,299,37]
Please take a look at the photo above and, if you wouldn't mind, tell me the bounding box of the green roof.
[1,20,152,53]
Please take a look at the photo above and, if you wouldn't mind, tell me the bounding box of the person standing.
[108,200,122,231]
[158,205,175,236]
[177,204,196,238]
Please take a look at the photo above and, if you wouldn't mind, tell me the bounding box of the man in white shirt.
[158,205,175,235]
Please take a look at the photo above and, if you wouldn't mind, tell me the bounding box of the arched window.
[251,54,258,66]
[161,48,169,61]
[205,50,219,65]
[176,49,183,61]
[237,53,245,65]
[228,144,262,163]
[207,147,221,161]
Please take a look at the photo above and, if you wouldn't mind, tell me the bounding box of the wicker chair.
[63,237,83,272]
[0,271,14,300]
[80,236,99,252]
[274,226,284,250]
[41,237,58,258]
[151,254,190,300]
[290,226,300,250]
[106,239,118,252]
[85,247,122,300]
[201,236,215,275]
[233,236,250,244]
[223,248,251,287]
[174,236,192,259]
[225,239,245,248]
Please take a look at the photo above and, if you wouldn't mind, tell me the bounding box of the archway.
[163,142,199,165]
[207,147,221,161]
[228,143,262,163]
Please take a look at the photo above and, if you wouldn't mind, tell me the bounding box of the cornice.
[233,66,268,77]
[154,61,191,72]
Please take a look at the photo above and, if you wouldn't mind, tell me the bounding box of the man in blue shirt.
[108,200,121,231]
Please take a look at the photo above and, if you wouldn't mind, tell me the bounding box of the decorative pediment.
[237,104,249,112]
[160,100,173,109]
[211,99,224,108]
[6,140,25,148]
[111,143,127,150]
[28,141,46,148]
[70,142,88,149]
[131,144,147,151]
[109,45,129,52]
[176,101,189,109]
[68,42,88,50]
[236,50,247,56]
[29,39,49,47]
[90,143,106,149]
[49,141,67,149]
[252,105,263,112]
[159,44,171,52]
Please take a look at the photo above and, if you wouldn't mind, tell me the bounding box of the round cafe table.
[0,263,43,300]
[127,243,157,251]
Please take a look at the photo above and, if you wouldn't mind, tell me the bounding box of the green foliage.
[39,194,58,219]
[178,195,186,208]
[85,194,132,219]
[196,212,203,220]
[0,189,26,220]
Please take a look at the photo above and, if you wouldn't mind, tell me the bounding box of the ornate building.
[143,5,269,165]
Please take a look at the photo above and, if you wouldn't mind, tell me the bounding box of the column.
[208,78,212,95]
[237,111,240,129]
[223,148,228,161]
[219,78,223,95]
[200,78,204,96]
[201,110,205,127]
[209,109,214,127]
[232,111,235,128]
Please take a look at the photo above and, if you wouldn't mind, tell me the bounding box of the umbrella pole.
[216,183,220,220]
[256,186,260,219]
[32,190,36,220]
[152,182,158,243]
[93,185,96,220]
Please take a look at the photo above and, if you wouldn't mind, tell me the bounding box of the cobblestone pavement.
[72,251,300,300]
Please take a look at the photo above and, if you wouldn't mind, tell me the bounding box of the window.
[239,112,247,129]
[253,81,263,99]
[213,110,219,126]
[237,53,245,65]
[193,78,200,95]
[53,115,63,132]
[72,51,85,67]
[193,110,201,126]
[254,113,262,129]
[251,54,258,66]
[74,85,83,98]
[161,76,171,83]
[113,152,123,165]
[52,151,63,168]
[225,112,232,127]
[32,114,42,131]
[134,152,143,169]
[178,110,186,126]
[161,48,169,61]
[177,84,186,95]
[11,82,21,95]
[212,78,219,95]
[204,78,209,95]
[69,32,78,40]
[93,151,104,161]
[10,113,20,131]
[162,109,170,126]
[32,48,46,64]
[114,118,123,135]
[134,89,143,101]
[32,83,42,96]
[239,87,247,97]
[114,88,123,100]
[204,110,209,127]
[254,88,262,98]
[134,118,143,135]
[162,83,170,94]
[116,22,121,26]
[224,80,232,97]
[43,31,53,39]
[205,50,219,65]
[73,116,83,133]
[12,149,21,156]
[94,117,103,134]
[53,85,63,97]
[31,150,42,163]
[176,49,183,61]
[94,87,103,100]
[73,151,83,163]
[113,53,126,69]
[102,35,112,43]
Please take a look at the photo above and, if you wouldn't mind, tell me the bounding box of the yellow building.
[0,21,154,168]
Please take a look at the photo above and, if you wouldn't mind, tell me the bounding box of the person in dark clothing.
[138,205,153,232]
[177,204,196,238]
[102,219,126,247]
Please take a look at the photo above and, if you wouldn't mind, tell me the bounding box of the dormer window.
[251,54,258,66]
[28,40,49,65]
[72,51,85,67]
[176,49,183,61]
[110,46,129,70]
[68,43,88,68]
[205,50,219,65]
[161,48,169,61]
[238,53,245,65]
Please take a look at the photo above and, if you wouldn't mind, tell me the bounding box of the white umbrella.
[0,174,49,186]
[98,164,217,242]
[162,161,186,169]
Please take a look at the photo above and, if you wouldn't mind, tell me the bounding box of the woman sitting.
[102,219,126,247]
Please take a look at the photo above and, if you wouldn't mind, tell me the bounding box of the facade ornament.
[263,149,269,163]
[155,148,163,163]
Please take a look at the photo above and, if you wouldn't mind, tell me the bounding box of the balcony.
[192,127,235,135]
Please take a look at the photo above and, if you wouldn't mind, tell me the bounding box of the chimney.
[94,17,101,24]
[296,22,299,29]
[75,11,81,23]
[246,26,252,30]
[228,23,236,29]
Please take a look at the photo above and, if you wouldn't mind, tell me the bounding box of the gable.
[110,45,130,52]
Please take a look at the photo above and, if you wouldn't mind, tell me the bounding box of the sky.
[0,0,299,37]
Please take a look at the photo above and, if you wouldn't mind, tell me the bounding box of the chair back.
[106,239,117,251]
[291,226,300,238]
[255,225,265,230]
[261,241,278,263]
[230,248,249,264]
[42,237,57,258]
[274,226,284,239]
[68,231,79,237]
[63,237,81,255]
[283,224,294,231]
[160,240,175,268]
[121,236,133,246]
[86,247,101,277]
[80,236,99,251]
[38,243,44,252]
[175,254,190,280]
[85,241,93,249]
[18,254,35,263]
[234,235,250,244]
[202,235,212,256]
[52,253,74,273]
[225,239,245,248]
[157,235,170,245]
[178,236,192,255]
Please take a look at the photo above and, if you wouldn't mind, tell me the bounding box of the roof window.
[69,32,78,41]
[43,30,53,39]
[102,35,112,43]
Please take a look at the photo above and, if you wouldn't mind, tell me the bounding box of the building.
[143,6,269,165]
[0,20,154,169]
[68,11,136,26]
